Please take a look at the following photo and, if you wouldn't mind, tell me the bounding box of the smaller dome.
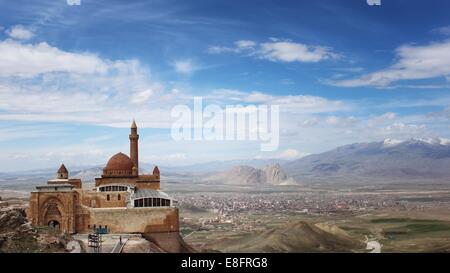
[104,153,134,171]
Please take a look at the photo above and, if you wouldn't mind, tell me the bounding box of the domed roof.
[104,152,134,171]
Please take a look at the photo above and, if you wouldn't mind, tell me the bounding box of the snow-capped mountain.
[284,138,450,183]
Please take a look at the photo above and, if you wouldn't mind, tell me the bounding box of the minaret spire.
[129,119,139,175]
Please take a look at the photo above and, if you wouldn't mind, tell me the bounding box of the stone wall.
[86,207,179,233]
[79,190,128,208]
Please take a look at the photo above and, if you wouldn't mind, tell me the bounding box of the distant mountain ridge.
[283,138,450,183]
[3,138,450,187]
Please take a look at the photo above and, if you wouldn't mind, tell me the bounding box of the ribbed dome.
[104,153,134,171]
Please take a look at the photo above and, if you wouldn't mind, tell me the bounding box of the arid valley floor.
[174,185,450,253]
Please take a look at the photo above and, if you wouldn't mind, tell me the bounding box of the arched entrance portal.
[48,220,60,230]
[42,198,64,231]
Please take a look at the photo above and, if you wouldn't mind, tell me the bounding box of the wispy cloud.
[205,89,351,114]
[208,39,340,63]
[172,59,196,75]
[329,39,450,87]
[5,25,34,40]
[432,26,450,36]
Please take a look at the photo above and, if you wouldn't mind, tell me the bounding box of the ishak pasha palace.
[27,120,186,251]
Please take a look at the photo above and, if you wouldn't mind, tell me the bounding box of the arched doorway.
[48,220,60,230]
[42,198,63,231]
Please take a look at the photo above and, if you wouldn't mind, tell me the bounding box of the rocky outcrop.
[263,164,297,185]
[202,164,297,185]
[0,207,28,233]
[0,207,67,253]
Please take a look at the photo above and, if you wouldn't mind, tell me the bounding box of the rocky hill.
[201,164,297,185]
[215,221,364,253]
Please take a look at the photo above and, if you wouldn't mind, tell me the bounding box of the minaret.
[130,119,139,175]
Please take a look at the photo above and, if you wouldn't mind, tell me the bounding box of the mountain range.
[284,138,450,184]
[2,138,450,187]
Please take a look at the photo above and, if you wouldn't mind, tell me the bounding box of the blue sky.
[1,0,450,171]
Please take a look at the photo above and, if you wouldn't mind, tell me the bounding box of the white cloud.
[5,25,34,40]
[381,123,427,136]
[208,39,339,63]
[254,148,309,161]
[5,143,110,171]
[235,40,256,50]
[0,40,109,77]
[368,112,397,126]
[173,59,196,74]
[207,40,256,54]
[0,125,68,142]
[0,39,186,128]
[277,149,309,160]
[325,116,358,127]
[330,39,450,87]
[129,88,155,105]
[259,41,339,63]
[207,90,350,114]
[432,26,450,36]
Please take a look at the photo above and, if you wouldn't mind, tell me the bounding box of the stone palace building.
[27,120,179,236]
